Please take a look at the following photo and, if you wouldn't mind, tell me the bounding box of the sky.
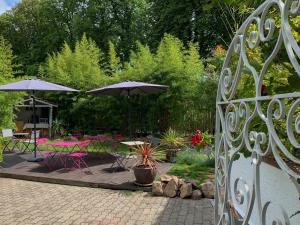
[0,0,20,14]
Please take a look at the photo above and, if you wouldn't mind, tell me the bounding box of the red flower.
[192,133,203,146]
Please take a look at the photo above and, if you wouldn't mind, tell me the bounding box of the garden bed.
[167,151,215,186]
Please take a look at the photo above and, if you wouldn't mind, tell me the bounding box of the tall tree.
[0,36,23,129]
[0,0,150,76]
[107,41,121,75]
[42,34,105,90]
[148,0,230,55]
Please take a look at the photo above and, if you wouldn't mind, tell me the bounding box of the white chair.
[1,129,19,152]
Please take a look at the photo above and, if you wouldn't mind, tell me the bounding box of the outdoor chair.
[109,138,132,172]
[1,129,19,152]
[147,135,161,146]
[18,130,41,152]
[110,151,129,171]
[64,140,92,173]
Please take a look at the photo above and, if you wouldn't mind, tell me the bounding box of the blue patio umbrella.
[0,78,78,161]
[87,81,168,137]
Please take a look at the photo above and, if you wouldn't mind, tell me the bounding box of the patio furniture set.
[0,78,166,180]
[39,140,91,172]
[2,129,148,173]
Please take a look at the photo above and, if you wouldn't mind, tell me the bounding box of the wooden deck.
[0,152,171,191]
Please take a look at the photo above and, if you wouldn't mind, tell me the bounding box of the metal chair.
[18,130,40,152]
[147,135,161,146]
[65,140,92,173]
[1,129,19,152]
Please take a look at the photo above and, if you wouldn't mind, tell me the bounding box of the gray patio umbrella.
[0,78,78,161]
[87,81,168,137]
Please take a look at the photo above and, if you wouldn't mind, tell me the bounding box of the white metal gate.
[215,0,300,224]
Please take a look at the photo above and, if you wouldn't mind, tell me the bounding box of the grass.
[5,139,130,154]
[167,150,215,186]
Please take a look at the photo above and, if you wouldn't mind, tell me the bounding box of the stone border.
[0,171,151,192]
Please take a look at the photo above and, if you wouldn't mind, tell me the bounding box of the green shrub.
[168,150,215,185]
[161,128,186,149]
[0,137,3,162]
[175,150,204,165]
[175,150,215,167]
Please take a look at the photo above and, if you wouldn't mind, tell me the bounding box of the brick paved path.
[0,178,214,225]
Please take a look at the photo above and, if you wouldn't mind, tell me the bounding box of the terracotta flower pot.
[133,166,157,186]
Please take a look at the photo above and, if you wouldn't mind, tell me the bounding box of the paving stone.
[0,178,213,225]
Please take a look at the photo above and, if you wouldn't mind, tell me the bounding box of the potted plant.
[133,143,158,186]
[161,128,186,162]
[52,119,66,139]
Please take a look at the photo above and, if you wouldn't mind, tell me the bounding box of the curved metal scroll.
[215,0,300,224]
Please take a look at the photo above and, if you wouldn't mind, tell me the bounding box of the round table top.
[14,132,29,136]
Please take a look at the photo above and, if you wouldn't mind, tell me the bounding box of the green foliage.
[0,137,3,162]
[39,34,213,134]
[42,34,105,90]
[168,150,215,185]
[149,0,229,55]
[0,0,152,75]
[0,36,23,130]
[161,128,186,148]
[107,41,121,75]
[0,0,232,77]
[52,119,66,137]
[123,42,156,80]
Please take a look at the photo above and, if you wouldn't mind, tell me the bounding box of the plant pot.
[133,166,157,186]
[166,148,180,162]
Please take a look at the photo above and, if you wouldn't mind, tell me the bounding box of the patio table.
[120,141,145,147]
[14,132,30,137]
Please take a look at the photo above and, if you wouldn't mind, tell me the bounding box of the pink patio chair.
[35,138,61,170]
[65,140,92,173]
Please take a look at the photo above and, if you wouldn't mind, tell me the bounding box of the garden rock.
[178,178,185,188]
[180,183,192,199]
[171,176,179,186]
[187,180,200,190]
[160,175,173,183]
[164,179,178,198]
[201,181,215,199]
[152,181,164,196]
[192,190,203,200]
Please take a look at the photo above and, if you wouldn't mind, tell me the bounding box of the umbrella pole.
[32,92,37,158]
[128,93,132,139]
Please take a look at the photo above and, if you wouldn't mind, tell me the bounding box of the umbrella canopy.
[87,81,168,138]
[87,81,168,96]
[0,78,78,92]
[0,78,78,161]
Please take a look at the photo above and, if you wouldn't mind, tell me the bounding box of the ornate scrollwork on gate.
[215,0,300,224]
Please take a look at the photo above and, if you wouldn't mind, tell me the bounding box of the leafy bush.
[39,34,216,134]
[161,128,186,149]
[175,150,215,168]
[0,137,3,162]
[168,150,215,185]
[0,36,23,131]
